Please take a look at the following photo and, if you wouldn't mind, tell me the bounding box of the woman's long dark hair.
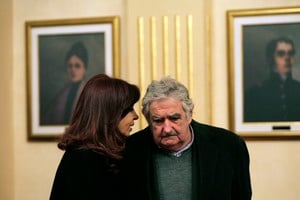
[58,74,140,160]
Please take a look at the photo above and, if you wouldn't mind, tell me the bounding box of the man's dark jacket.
[122,120,252,200]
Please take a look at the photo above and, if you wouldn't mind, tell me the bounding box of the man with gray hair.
[122,77,252,200]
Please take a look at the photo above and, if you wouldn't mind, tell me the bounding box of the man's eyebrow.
[168,113,181,118]
[151,115,163,119]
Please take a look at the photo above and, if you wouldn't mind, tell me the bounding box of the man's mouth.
[161,132,178,138]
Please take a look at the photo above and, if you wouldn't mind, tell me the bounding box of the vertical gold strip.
[227,12,236,130]
[175,15,181,80]
[137,17,146,128]
[112,16,120,77]
[187,15,194,97]
[137,17,145,92]
[205,5,213,124]
[150,16,157,80]
[162,16,169,76]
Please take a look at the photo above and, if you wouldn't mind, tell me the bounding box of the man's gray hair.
[142,76,194,122]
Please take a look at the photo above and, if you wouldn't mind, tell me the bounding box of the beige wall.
[0,0,14,199]
[0,0,300,199]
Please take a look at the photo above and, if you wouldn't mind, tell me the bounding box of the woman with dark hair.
[50,74,140,200]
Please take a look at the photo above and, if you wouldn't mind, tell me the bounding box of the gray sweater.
[153,147,193,200]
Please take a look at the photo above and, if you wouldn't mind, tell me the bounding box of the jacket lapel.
[192,124,219,200]
[145,129,157,200]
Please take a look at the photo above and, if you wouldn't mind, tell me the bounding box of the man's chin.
[160,138,181,150]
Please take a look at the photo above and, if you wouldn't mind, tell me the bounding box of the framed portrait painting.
[227,7,300,138]
[26,16,120,140]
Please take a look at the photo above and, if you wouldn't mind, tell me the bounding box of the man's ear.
[188,111,193,124]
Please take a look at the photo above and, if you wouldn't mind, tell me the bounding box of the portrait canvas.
[227,7,300,137]
[26,17,120,140]
[40,34,105,125]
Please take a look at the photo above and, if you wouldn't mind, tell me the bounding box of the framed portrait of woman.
[26,16,120,140]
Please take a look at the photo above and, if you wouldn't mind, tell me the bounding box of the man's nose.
[162,120,173,133]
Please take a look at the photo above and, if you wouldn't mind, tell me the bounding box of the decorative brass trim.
[150,16,157,80]
[136,14,196,129]
[175,15,181,80]
[112,17,121,77]
[162,16,169,75]
[186,15,194,99]
[137,17,147,128]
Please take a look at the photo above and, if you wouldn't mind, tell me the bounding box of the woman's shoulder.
[61,149,107,167]
[51,149,122,200]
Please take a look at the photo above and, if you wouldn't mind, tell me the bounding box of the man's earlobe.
[188,113,193,123]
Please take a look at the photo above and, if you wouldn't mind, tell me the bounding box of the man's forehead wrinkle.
[151,113,181,118]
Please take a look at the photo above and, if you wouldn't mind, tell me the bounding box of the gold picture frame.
[26,16,120,140]
[227,7,300,138]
